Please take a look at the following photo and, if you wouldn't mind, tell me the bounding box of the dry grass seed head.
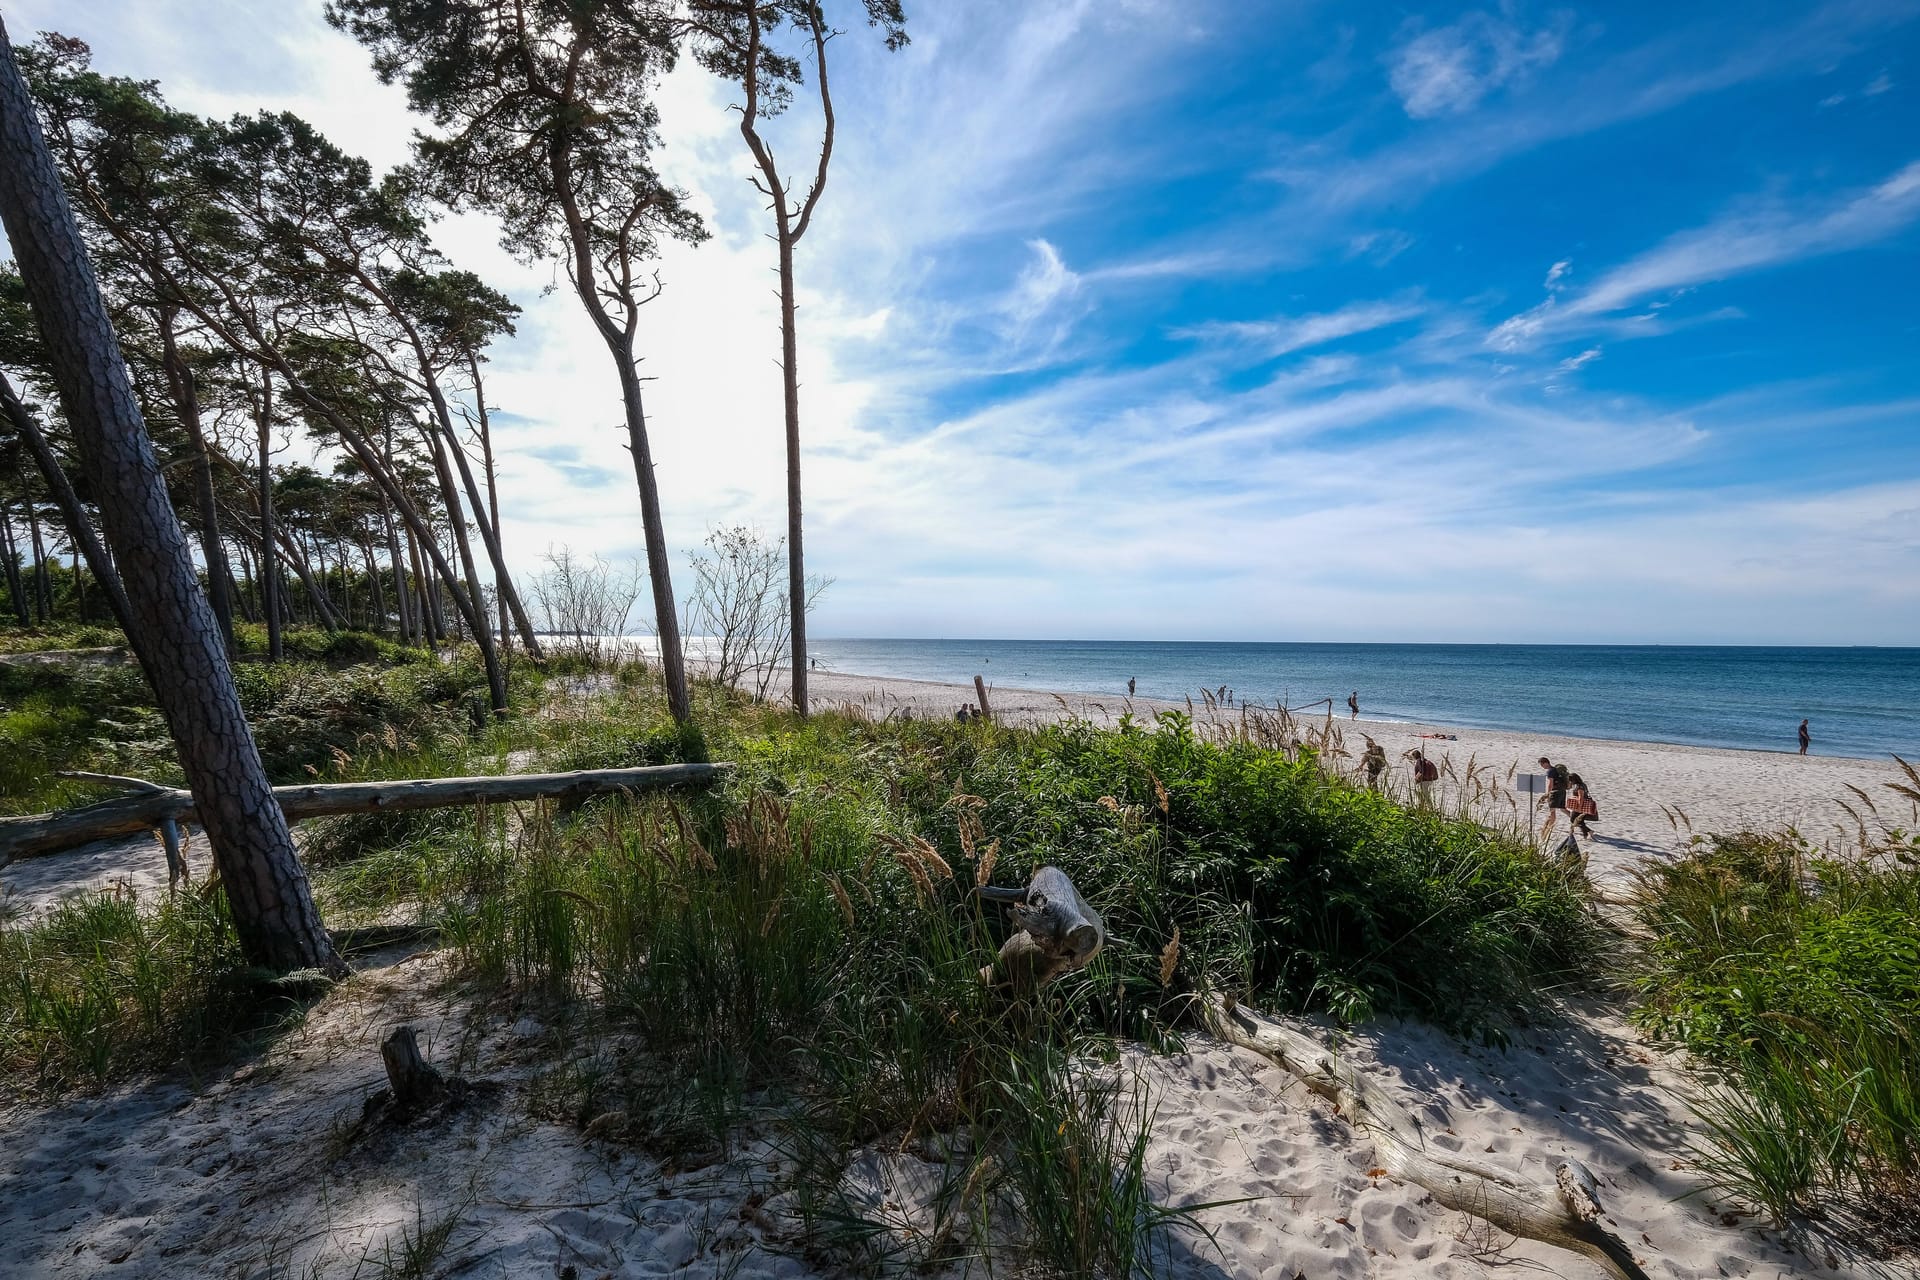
[1159,927,1181,988]
[975,838,1001,888]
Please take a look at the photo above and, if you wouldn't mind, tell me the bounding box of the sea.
[803,639,1920,761]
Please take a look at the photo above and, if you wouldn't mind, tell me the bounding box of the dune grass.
[2,652,1608,1273]
[1631,828,1920,1251]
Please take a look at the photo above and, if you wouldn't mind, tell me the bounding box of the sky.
[4,0,1919,645]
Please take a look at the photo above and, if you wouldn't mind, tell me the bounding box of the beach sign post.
[1516,773,1545,840]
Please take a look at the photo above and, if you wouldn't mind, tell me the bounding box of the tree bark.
[0,22,342,975]
[420,418,508,700]
[254,372,281,659]
[0,372,134,638]
[25,488,48,621]
[468,355,512,653]
[736,2,836,718]
[0,498,25,623]
[616,358,690,723]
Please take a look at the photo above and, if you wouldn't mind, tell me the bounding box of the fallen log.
[1204,995,1651,1280]
[0,763,728,868]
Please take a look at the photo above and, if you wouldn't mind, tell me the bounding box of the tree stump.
[379,1025,445,1112]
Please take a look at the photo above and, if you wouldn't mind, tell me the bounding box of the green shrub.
[1632,831,1920,1241]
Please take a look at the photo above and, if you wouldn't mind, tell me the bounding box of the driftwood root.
[977,865,1105,992]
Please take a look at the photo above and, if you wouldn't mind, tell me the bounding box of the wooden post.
[973,674,993,722]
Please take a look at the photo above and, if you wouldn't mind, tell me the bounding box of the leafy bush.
[234,624,428,668]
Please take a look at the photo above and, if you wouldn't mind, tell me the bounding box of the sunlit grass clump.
[1632,827,1920,1250]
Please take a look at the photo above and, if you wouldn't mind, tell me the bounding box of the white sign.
[1515,773,1546,795]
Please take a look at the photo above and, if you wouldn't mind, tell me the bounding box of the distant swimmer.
[1347,690,1359,720]
[1798,718,1811,755]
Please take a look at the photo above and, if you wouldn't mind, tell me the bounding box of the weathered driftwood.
[978,864,1105,991]
[972,674,994,721]
[0,763,728,868]
[1204,995,1651,1280]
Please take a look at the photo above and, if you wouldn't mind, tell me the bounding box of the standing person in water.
[1347,690,1359,720]
[1128,677,1136,698]
[1798,719,1811,755]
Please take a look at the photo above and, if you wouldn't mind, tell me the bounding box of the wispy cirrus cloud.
[1276,0,1919,213]
[1169,299,1426,359]
[1492,159,1920,349]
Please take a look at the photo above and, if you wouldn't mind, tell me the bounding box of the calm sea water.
[807,639,1920,761]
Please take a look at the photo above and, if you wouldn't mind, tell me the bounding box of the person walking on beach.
[1567,773,1598,839]
[1348,690,1359,720]
[1410,749,1439,802]
[1361,739,1387,789]
[1798,719,1811,755]
[1128,677,1136,698]
[1537,756,1570,836]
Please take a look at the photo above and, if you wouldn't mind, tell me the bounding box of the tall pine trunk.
[158,305,234,655]
[254,372,281,660]
[0,23,341,974]
[615,355,690,723]
[25,494,48,622]
[0,499,25,623]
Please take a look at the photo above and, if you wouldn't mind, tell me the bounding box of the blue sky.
[8,0,1920,644]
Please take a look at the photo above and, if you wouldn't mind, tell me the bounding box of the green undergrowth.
[0,622,126,654]
[0,631,531,813]
[312,671,1594,1270]
[1631,828,1920,1253]
[0,887,313,1090]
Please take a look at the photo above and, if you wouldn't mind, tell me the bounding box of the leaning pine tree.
[0,19,343,976]
[329,0,707,724]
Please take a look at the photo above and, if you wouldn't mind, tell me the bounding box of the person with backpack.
[1361,739,1387,789]
[1411,749,1439,802]
[1537,756,1570,836]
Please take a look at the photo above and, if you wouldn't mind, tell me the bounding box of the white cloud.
[1557,347,1602,371]
[1865,70,1894,96]
[1544,258,1571,289]
[1386,10,1570,119]
[1170,299,1425,358]
[1003,239,1081,329]
[1492,159,1920,349]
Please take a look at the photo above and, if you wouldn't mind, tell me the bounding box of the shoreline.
[769,663,1913,889]
[808,664,1896,763]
